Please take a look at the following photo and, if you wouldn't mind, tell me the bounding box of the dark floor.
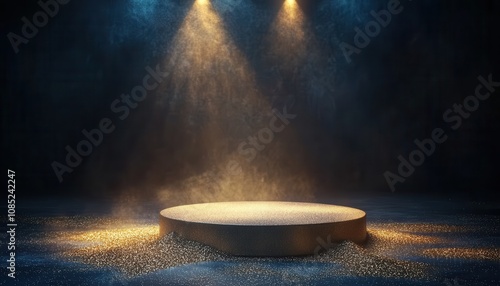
[1,195,499,285]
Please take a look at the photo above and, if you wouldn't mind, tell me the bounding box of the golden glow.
[157,168,315,205]
[156,0,314,204]
[268,0,307,71]
[365,224,451,257]
[284,0,299,15]
[284,0,296,8]
[368,228,445,245]
[370,223,473,233]
[162,202,365,225]
[66,225,158,251]
[46,217,431,278]
[166,0,261,108]
[423,248,500,261]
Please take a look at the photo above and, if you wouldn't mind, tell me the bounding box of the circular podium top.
[160,201,366,225]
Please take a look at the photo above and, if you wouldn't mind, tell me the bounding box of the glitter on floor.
[32,217,487,281]
[4,196,500,285]
[43,224,429,279]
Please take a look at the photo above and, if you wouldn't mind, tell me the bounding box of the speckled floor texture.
[1,195,499,285]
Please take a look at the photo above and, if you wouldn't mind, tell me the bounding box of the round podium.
[159,201,366,256]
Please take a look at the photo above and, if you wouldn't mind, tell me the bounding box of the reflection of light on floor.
[44,218,499,277]
[364,223,500,263]
[370,223,474,233]
[45,218,227,277]
[65,225,158,251]
[423,248,500,261]
[368,228,444,245]
[46,216,428,278]
[47,212,492,278]
[365,223,456,257]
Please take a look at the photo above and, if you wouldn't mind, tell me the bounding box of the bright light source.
[285,0,296,8]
